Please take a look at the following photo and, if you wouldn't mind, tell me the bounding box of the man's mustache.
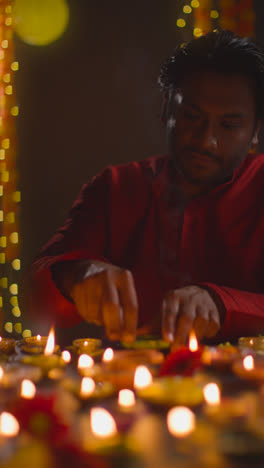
[185,147,220,162]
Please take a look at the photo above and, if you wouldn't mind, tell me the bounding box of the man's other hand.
[70,261,138,342]
[162,285,220,345]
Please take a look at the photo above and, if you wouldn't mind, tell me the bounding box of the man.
[31,30,264,345]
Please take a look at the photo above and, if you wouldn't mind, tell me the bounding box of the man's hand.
[70,261,138,342]
[162,285,220,344]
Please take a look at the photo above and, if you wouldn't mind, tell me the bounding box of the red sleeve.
[29,167,112,327]
[202,282,264,342]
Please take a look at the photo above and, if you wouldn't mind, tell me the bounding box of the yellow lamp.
[13,0,69,46]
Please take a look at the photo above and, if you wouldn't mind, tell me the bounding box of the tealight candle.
[232,354,264,383]
[72,338,102,355]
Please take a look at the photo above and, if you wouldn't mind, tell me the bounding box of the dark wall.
[15,0,188,274]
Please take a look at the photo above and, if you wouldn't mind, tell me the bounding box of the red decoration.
[160,347,203,377]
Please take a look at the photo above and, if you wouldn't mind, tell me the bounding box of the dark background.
[14,0,264,295]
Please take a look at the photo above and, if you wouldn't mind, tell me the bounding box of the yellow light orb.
[183,5,192,14]
[13,0,69,46]
[177,18,186,28]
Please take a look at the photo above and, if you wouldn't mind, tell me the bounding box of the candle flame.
[189,330,198,352]
[44,326,55,356]
[249,339,253,345]
[78,354,94,369]
[203,382,220,405]
[0,336,2,342]
[102,347,114,362]
[20,379,36,399]
[167,406,195,437]
[134,365,152,389]
[0,366,3,380]
[36,334,41,341]
[84,341,88,346]
[118,389,136,407]
[90,408,117,438]
[61,350,71,363]
[243,355,254,370]
[0,412,19,437]
[80,377,96,396]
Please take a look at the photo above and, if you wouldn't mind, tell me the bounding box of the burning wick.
[102,348,114,362]
[61,350,71,363]
[20,379,36,399]
[44,326,55,356]
[80,377,95,397]
[0,337,2,342]
[0,366,3,380]
[36,335,41,341]
[134,366,152,389]
[90,408,117,438]
[78,354,94,369]
[0,412,20,437]
[189,330,198,352]
[118,389,136,407]
[243,355,254,371]
[203,383,221,406]
[167,406,195,437]
[84,341,88,346]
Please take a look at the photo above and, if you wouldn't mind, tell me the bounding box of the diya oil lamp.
[232,354,264,384]
[0,337,15,355]
[21,326,66,372]
[72,338,102,357]
[238,336,264,354]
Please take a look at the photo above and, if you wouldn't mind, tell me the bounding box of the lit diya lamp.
[201,343,240,372]
[238,336,264,355]
[72,338,103,357]
[232,354,264,384]
[21,326,66,372]
[61,374,115,402]
[19,332,60,355]
[160,330,203,377]
[0,336,16,355]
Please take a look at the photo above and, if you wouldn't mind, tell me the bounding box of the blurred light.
[191,0,200,7]
[5,17,12,26]
[9,284,18,295]
[80,377,95,397]
[12,259,21,270]
[4,322,13,333]
[14,323,22,334]
[11,61,19,71]
[5,85,12,95]
[167,407,195,437]
[90,408,117,438]
[12,191,21,202]
[22,329,32,338]
[118,389,136,407]
[44,326,55,355]
[6,212,15,223]
[134,366,152,389]
[210,10,219,19]
[3,73,10,83]
[78,354,94,369]
[177,18,186,28]
[189,330,198,351]
[203,383,221,405]
[0,211,3,221]
[243,355,254,370]
[11,106,19,116]
[2,138,10,149]
[61,350,71,363]
[0,150,5,160]
[183,5,192,14]
[102,347,114,362]
[12,307,21,317]
[193,28,203,37]
[1,40,8,49]
[0,412,19,437]
[10,296,18,306]
[21,379,36,399]
[9,232,19,244]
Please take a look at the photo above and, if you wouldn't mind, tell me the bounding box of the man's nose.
[194,119,218,152]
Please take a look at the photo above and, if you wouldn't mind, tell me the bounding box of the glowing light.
[0,366,4,379]
[0,150,5,160]
[44,326,55,355]
[102,347,114,362]
[1,40,8,49]
[210,10,219,19]
[3,73,10,83]
[167,407,195,437]
[20,379,36,399]
[0,186,3,196]
[10,296,18,306]
[80,377,96,397]
[14,323,22,333]
[90,408,117,438]
[134,366,152,389]
[189,330,198,352]
[118,389,136,407]
[12,191,21,202]
[0,253,5,264]
[177,18,186,28]
[12,306,21,317]
[12,259,21,270]
[191,0,200,7]
[5,6,12,14]
[5,17,12,27]
[78,354,94,369]
[11,106,19,116]
[193,27,203,37]
[5,85,12,95]
[36,335,41,341]
[4,323,12,333]
[0,237,6,247]
[9,232,19,244]
[22,330,32,338]
[183,5,192,14]
[2,138,10,149]
[61,350,71,363]
[9,284,18,295]
[203,383,221,405]
[0,412,19,437]
[243,355,254,371]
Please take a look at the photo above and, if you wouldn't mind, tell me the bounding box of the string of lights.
[0,0,31,339]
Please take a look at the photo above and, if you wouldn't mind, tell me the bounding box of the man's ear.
[252,120,263,145]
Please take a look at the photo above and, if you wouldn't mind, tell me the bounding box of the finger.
[206,309,221,338]
[173,300,196,345]
[117,270,138,343]
[71,279,102,325]
[193,306,209,341]
[162,292,180,342]
[102,271,123,341]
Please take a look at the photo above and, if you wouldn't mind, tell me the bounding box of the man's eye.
[183,110,199,120]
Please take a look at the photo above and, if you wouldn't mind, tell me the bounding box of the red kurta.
[31,153,264,341]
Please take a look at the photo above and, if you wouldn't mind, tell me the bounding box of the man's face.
[166,71,261,188]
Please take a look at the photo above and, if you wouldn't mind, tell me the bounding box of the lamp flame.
[78,354,94,369]
[0,412,19,437]
[134,365,152,389]
[0,337,2,342]
[0,366,3,380]
[102,348,114,362]
[36,334,41,341]
[203,382,220,405]
[20,379,36,399]
[90,408,117,438]
[44,326,55,356]
[189,330,198,352]
[167,406,195,437]
[61,350,71,363]
[80,377,95,397]
[118,389,136,407]
[243,355,254,370]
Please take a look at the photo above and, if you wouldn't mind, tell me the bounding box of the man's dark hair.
[158,30,264,119]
